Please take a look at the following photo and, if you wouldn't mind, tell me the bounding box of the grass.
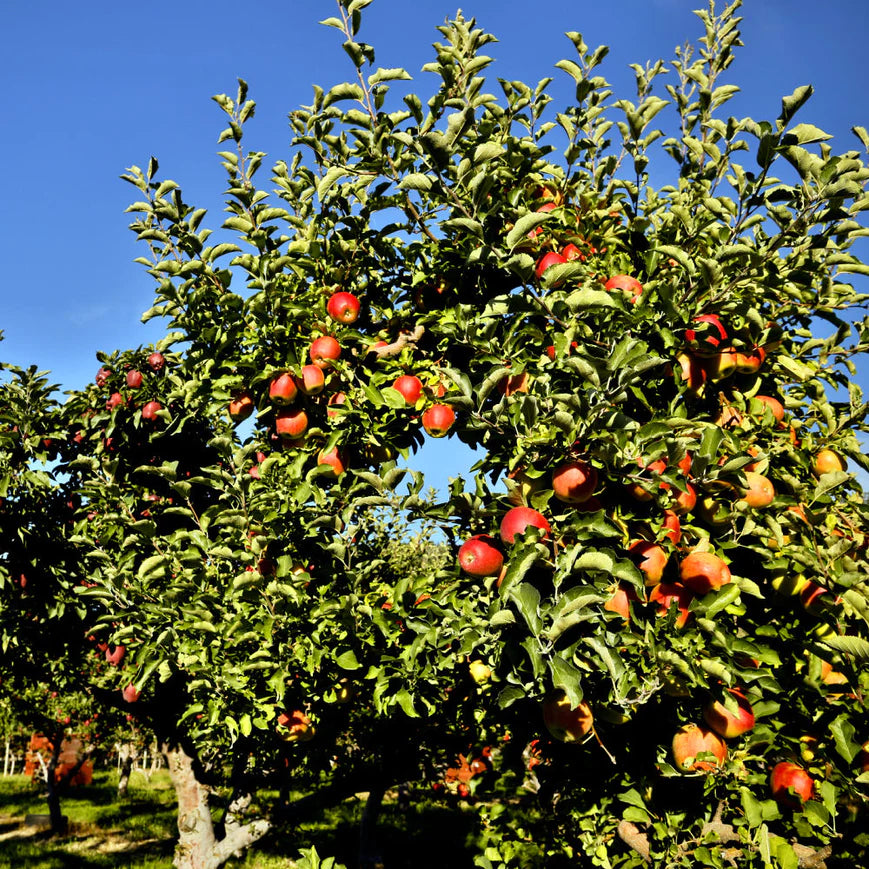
[0,771,484,869]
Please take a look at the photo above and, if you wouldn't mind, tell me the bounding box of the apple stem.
[591,726,617,765]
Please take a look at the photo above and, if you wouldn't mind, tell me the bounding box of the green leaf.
[511,582,541,634]
[819,635,869,660]
[506,213,552,249]
[398,173,433,192]
[565,288,618,310]
[368,67,411,85]
[830,713,860,763]
[336,650,362,670]
[322,82,365,108]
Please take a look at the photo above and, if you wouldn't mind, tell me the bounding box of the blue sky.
[2,0,867,489]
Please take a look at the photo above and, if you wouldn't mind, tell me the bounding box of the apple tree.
[50,0,869,866]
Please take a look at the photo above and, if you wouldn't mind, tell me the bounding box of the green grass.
[0,772,484,869]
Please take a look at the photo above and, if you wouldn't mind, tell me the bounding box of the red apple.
[142,401,162,421]
[672,724,727,772]
[535,251,568,283]
[629,540,668,586]
[310,336,341,368]
[770,761,814,807]
[106,392,124,412]
[122,684,140,704]
[686,313,728,354]
[317,447,345,478]
[604,274,643,304]
[326,291,361,324]
[298,364,325,395]
[752,394,785,423]
[393,375,423,405]
[458,535,504,577]
[542,692,593,742]
[660,510,682,545]
[106,645,126,667]
[650,582,694,628]
[734,346,765,373]
[229,391,255,422]
[147,352,165,372]
[96,367,111,387]
[422,404,456,438]
[703,689,755,738]
[276,408,309,439]
[499,506,551,544]
[269,372,299,405]
[126,369,143,389]
[679,551,731,595]
[551,460,598,504]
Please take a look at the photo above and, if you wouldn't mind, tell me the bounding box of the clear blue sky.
[2,0,867,488]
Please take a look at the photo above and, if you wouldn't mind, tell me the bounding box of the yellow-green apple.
[269,372,299,405]
[458,535,504,577]
[671,724,727,771]
[734,345,766,373]
[675,351,707,397]
[499,506,551,544]
[310,335,341,368]
[552,460,598,504]
[703,689,755,738]
[422,404,456,437]
[703,349,738,382]
[813,449,846,475]
[542,691,593,742]
[393,374,423,405]
[769,761,814,807]
[679,551,731,594]
[468,660,492,683]
[326,291,360,324]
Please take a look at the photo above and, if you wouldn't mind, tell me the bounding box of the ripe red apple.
[499,506,551,544]
[604,274,643,304]
[317,447,345,478]
[542,692,593,742]
[675,351,707,397]
[96,366,111,387]
[672,724,727,772]
[703,350,738,382]
[753,394,785,423]
[126,369,143,389]
[393,375,423,405]
[660,510,682,545]
[458,535,504,577]
[686,313,728,354]
[535,251,568,283]
[106,645,126,667]
[298,364,325,395]
[310,335,341,368]
[604,583,639,620]
[739,471,775,509]
[142,401,162,421]
[770,761,814,807]
[276,408,309,439]
[147,351,165,372]
[277,709,315,742]
[734,346,765,373]
[326,291,361,324]
[629,540,668,585]
[422,404,456,438]
[496,371,530,397]
[106,392,124,412]
[551,460,598,504]
[703,689,755,738]
[269,372,299,405]
[650,582,694,628]
[326,391,347,420]
[679,551,732,595]
[122,684,140,704]
[229,391,255,422]
[561,242,583,261]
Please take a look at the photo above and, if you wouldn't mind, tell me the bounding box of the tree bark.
[162,742,270,869]
[43,732,67,835]
[358,786,385,869]
[117,742,135,798]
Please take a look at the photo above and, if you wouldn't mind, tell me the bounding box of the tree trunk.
[117,743,135,798]
[162,742,270,869]
[44,733,67,835]
[358,786,385,869]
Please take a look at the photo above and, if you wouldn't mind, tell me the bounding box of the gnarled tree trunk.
[162,742,270,869]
